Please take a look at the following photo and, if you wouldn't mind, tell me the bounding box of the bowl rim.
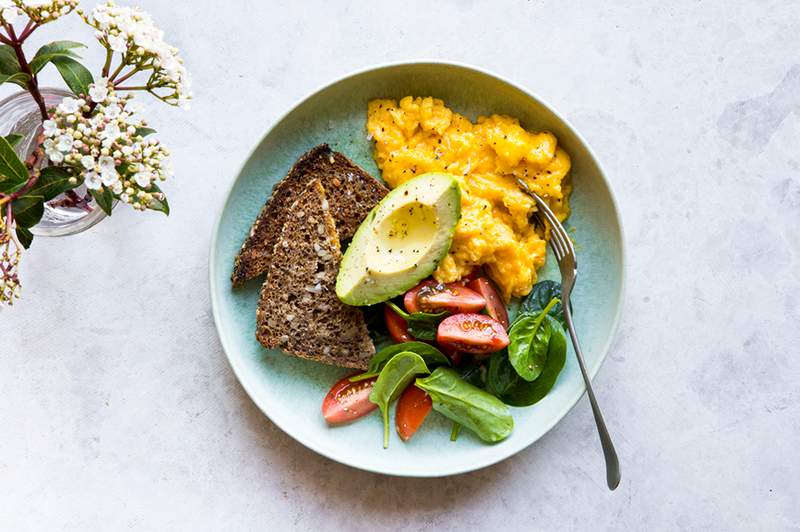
[208,59,627,477]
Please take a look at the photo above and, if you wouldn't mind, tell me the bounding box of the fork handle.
[563,303,621,490]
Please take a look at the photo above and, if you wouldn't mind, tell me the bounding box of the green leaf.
[4,134,23,147]
[90,187,114,216]
[368,352,430,448]
[135,127,157,138]
[30,41,85,74]
[486,316,567,407]
[0,136,30,187]
[11,195,44,228]
[350,341,450,382]
[51,57,93,97]
[386,301,449,341]
[28,166,79,202]
[0,44,21,76]
[519,280,570,327]
[147,182,169,215]
[15,226,33,249]
[0,71,31,87]
[507,298,558,381]
[416,367,514,443]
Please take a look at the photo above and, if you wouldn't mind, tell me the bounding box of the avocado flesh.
[336,172,461,306]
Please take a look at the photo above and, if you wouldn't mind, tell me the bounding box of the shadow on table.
[230,373,561,517]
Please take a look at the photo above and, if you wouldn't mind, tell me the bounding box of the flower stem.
[114,85,149,91]
[3,24,47,120]
[113,66,142,85]
[101,47,113,77]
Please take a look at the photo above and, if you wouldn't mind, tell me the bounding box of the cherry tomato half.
[322,374,378,425]
[404,280,486,314]
[384,304,412,343]
[396,384,432,441]
[467,277,510,329]
[437,313,509,355]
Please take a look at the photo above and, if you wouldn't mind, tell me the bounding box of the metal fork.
[517,179,621,491]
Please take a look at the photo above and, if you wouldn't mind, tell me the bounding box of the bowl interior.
[210,62,624,476]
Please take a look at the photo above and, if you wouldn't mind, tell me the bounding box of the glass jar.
[0,88,109,236]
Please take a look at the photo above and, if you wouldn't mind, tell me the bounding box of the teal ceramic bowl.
[210,61,624,477]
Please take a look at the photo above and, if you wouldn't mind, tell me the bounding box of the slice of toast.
[231,144,388,286]
[255,179,375,369]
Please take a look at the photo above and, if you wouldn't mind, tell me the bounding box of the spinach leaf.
[350,341,450,382]
[507,298,558,381]
[369,352,430,448]
[487,316,567,406]
[415,367,513,443]
[458,358,487,388]
[519,280,569,326]
[386,301,448,341]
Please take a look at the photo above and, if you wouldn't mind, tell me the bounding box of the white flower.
[42,119,58,136]
[56,134,73,152]
[58,97,80,114]
[100,169,119,186]
[98,155,116,174]
[133,171,151,188]
[88,81,109,103]
[80,155,95,169]
[83,170,102,190]
[101,123,121,143]
[112,181,123,194]
[108,33,127,53]
[104,104,121,120]
[0,0,19,24]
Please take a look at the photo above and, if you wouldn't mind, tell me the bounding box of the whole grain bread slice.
[231,144,388,286]
[255,179,375,370]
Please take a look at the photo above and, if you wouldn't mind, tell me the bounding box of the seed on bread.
[231,144,388,286]
[255,179,374,370]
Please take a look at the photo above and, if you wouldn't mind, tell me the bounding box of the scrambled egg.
[367,96,572,300]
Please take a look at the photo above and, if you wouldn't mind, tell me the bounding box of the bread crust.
[255,179,374,369]
[231,144,388,286]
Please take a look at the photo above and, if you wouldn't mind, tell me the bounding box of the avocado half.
[336,172,461,306]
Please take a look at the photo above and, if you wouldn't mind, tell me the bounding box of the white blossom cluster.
[82,1,192,109]
[42,81,172,211]
[0,0,78,25]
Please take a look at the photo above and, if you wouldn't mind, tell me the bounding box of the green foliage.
[15,226,33,249]
[368,352,430,448]
[350,341,449,383]
[135,127,157,138]
[507,298,558,381]
[0,72,31,87]
[147,183,169,215]
[385,301,448,341]
[0,136,30,190]
[51,56,93,97]
[519,280,569,326]
[29,41,85,74]
[487,316,567,407]
[29,167,79,201]
[0,45,28,88]
[90,187,114,216]
[416,367,514,443]
[11,195,44,228]
[4,134,23,147]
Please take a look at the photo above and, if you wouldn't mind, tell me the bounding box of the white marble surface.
[3,0,799,529]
